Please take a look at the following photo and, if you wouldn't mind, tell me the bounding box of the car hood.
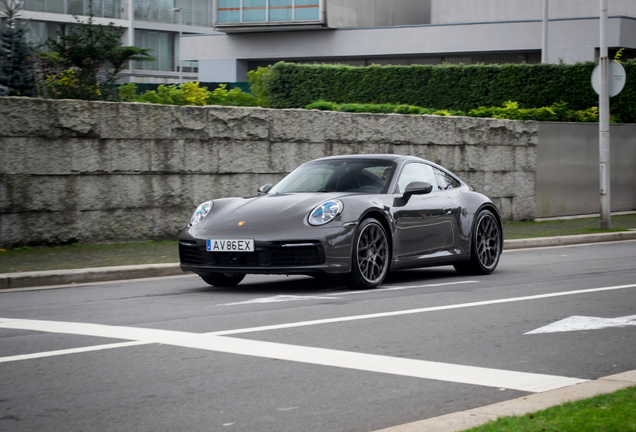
[202,192,352,231]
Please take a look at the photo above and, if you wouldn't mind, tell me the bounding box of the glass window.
[192,0,208,26]
[134,29,175,71]
[270,159,396,194]
[243,0,266,22]
[396,163,438,194]
[218,0,240,23]
[269,0,292,21]
[294,0,319,21]
[434,168,461,190]
[24,0,46,12]
[67,0,84,15]
[103,0,120,18]
[25,21,59,47]
[176,0,192,25]
[47,0,65,13]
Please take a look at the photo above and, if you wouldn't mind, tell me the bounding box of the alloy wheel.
[356,222,389,284]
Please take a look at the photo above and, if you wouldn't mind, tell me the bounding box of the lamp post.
[599,0,610,229]
[172,6,183,84]
[542,0,549,63]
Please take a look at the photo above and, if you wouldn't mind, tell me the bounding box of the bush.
[120,82,259,107]
[304,100,601,122]
[267,61,636,123]
[247,66,271,107]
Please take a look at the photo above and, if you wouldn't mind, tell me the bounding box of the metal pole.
[179,10,183,84]
[542,0,549,63]
[173,7,183,84]
[599,0,611,229]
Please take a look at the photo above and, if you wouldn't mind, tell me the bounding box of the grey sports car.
[179,154,502,289]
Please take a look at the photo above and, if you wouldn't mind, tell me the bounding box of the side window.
[434,168,461,190]
[395,163,438,194]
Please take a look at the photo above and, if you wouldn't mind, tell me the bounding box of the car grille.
[179,241,324,267]
[179,242,204,265]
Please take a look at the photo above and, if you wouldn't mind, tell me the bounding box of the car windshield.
[269,159,397,194]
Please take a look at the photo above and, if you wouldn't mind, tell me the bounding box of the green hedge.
[266,61,636,123]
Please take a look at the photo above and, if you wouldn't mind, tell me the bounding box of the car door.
[392,163,455,258]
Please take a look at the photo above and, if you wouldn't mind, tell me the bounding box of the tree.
[0,0,37,96]
[42,7,154,100]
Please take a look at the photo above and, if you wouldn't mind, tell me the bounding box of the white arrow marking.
[525,315,636,335]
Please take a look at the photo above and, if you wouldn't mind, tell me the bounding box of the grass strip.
[0,240,179,274]
[503,214,636,239]
[462,385,636,432]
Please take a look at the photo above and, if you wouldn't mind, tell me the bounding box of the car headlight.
[190,201,213,226]
[308,200,343,226]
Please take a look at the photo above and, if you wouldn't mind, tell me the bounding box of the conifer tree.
[0,0,37,96]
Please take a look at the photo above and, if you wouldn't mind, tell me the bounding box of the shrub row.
[119,82,258,107]
[306,100,603,122]
[266,61,636,123]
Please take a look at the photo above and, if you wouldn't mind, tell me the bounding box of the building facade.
[15,0,222,82]
[180,0,636,83]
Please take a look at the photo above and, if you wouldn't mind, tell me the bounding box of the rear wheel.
[454,209,502,275]
[345,218,390,289]
[200,273,246,287]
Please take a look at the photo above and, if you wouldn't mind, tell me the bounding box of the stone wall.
[0,97,537,248]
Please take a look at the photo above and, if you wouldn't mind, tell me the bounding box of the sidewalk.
[375,370,636,432]
[2,230,636,290]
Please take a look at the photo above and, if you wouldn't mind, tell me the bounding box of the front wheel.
[345,218,390,289]
[454,209,502,275]
[200,273,246,287]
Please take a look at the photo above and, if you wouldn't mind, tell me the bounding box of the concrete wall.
[0,96,538,248]
[326,0,430,28]
[537,123,636,217]
[431,0,636,24]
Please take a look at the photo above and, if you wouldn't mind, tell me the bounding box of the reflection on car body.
[179,154,503,289]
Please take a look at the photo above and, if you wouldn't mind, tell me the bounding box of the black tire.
[345,218,390,289]
[200,273,246,287]
[454,209,502,275]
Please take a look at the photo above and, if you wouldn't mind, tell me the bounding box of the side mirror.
[257,184,273,196]
[403,181,433,202]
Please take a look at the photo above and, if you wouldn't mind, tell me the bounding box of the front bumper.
[178,225,355,276]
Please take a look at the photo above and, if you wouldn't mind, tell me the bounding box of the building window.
[217,0,320,23]
[134,30,175,71]
[22,0,120,18]
[25,20,60,47]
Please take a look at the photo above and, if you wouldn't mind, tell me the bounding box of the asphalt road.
[1,240,635,432]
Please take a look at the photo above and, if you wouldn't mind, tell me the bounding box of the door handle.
[442,207,452,214]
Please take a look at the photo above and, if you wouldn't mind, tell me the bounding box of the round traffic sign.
[591,60,627,97]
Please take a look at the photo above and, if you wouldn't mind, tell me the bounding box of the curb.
[1,231,635,290]
[503,230,636,250]
[373,370,636,432]
[0,263,185,290]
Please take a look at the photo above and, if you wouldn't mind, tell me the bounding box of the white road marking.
[0,317,585,393]
[219,295,338,306]
[0,341,148,363]
[210,283,636,336]
[525,314,636,335]
[2,283,634,392]
[217,281,478,306]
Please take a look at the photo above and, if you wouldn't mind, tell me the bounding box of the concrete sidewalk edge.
[2,231,636,289]
[0,263,185,289]
[373,370,636,432]
[503,230,636,250]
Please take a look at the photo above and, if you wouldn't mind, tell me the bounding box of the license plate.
[206,239,255,252]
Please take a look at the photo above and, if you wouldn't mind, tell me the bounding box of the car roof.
[313,154,419,163]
